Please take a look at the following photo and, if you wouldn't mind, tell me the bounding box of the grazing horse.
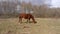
[19,13,37,23]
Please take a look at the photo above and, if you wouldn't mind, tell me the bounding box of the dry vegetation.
[0,18,60,34]
[0,1,60,34]
[0,1,60,18]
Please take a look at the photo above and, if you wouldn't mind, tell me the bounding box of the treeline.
[0,1,60,18]
[33,5,60,18]
[21,2,60,18]
[0,1,19,18]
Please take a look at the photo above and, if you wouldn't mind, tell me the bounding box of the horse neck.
[31,15,36,22]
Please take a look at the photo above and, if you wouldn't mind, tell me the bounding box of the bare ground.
[0,18,60,34]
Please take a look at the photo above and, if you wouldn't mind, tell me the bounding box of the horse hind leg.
[19,17,22,23]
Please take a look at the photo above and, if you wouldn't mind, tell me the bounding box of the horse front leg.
[27,18,30,23]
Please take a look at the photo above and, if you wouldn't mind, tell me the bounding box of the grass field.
[0,18,60,34]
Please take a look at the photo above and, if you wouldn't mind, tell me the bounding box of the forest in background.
[0,1,60,18]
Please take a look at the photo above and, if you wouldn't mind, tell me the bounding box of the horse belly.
[24,17,28,19]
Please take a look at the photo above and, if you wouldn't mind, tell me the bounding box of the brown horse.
[19,13,37,23]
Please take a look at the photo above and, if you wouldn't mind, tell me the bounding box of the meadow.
[0,18,60,34]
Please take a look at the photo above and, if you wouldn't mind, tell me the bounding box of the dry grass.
[0,18,60,34]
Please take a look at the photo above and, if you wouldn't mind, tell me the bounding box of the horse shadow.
[24,21,33,23]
